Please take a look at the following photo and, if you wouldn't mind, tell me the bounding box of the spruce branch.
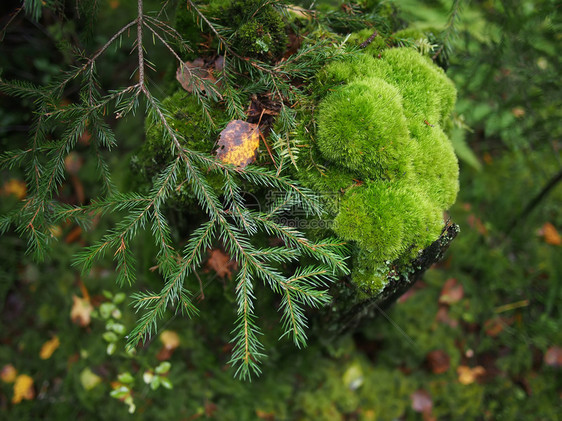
[1,0,355,380]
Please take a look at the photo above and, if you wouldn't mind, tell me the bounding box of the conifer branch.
[1,0,354,380]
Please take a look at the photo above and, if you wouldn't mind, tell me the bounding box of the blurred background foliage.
[1,0,561,419]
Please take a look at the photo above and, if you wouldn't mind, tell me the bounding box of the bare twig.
[137,0,145,86]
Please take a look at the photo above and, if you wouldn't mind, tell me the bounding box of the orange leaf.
[457,365,485,385]
[216,120,260,168]
[540,222,561,246]
[1,364,17,383]
[39,336,60,360]
[71,294,93,327]
[12,374,34,404]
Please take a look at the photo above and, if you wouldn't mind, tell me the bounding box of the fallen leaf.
[1,179,27,200]
[206,249,236,280]
[482,152,493,165]
[64,152,83,175]
[511,107,525,118]
[160,330,180,350]
[176,58,217,93]
[256,409,275,420]
[1,364,17,383]
[71,294,93,327]
[411,389,432,413]
[205,401,217,417]
[80,368,102,391]
[439,278,464,305]
[79,129,92,145]
[12,374,34,404]
[216,120,260,168]
[544,346,562,367]
[539,222,561,246]
[435,305,459,328]
[157,330,181,360]
[457,365,485,385]
[466,214,488,236]
[484,317,513,337]
[39,336,60,360]
[65,226,83,244]
[342,363,364,390]
[426,349,450,374]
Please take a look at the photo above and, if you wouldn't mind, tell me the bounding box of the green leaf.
[155,361,171,374]
[103,331,118,343]
[100,302,116,319]
[160,377,173,390]
[80,368,102,391]
[110,386,130,399]
[117,372,134,384]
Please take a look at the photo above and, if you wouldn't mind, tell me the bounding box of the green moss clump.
[411,126,460,210]
[370,48,457,124]
[306,46,460,295]
[317,79,414,180]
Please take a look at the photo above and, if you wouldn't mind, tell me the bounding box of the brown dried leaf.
[484,317,513,337]
[39,336,60,360]
[206,249,236,280]
[176,58,217,93]
[544,346,562,367]
[411,389,433,413]
[71,295,93,327]
[216,120,260,168]
[12,374,34,404]
[439,278,464,305]
[426,349,450,374]
[435,305,459,328]
[457,365,485,385]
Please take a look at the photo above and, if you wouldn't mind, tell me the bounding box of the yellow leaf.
[160,330,180,350]
[1,179,27,200]
[12,374,34,404]
[39,336,60,360]
[457,365,485,385]
[71,295,93,327]
[216,120,260,168]
[1,364,17,383]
